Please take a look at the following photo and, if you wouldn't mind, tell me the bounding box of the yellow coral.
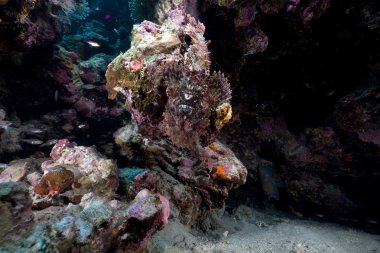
[21,0,37,15]
[106,52,158,112]
[105,54,137,99]
[215,102,232,130]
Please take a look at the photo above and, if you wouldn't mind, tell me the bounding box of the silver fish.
[82,84,97,90]
[54,90,59,102]
[40,139,58,147]
[22,139,43,145]
[0,163,8,169]
[304,83,315,89]
[23,127,44,134]
[0,120,14,128]
[86,41,101,47]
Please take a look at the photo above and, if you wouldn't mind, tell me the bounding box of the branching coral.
[50,0,90,24]
[68,0,90,21]
[129,0,158,23]
[50,0,76,13]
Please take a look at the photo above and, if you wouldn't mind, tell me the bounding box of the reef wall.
[1,1,248,251]
[0,0,379,251]
[199,0,380,223]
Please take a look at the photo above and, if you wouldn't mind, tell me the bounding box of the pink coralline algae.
[0,143,169,252]
[141,20,159,34]
[0,182,169,252]
[50,139,75,160]
[49,46,122,120]
[107,8,247,224]
[123,189,170,249]
[286,0,331,23]
[43,139,119,201]
[106,8,233,150]
[335,86,380,148]
[129,59,144,72]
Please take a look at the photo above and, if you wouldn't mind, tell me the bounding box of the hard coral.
[47,139,119,200]
[107,7,247,224]
[106,8,232,150]
[0,187,168,252]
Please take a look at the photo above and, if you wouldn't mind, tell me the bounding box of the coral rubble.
[0,141,169,252]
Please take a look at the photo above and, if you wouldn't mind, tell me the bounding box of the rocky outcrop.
[106,8,247,225]
[201,0,380,223]
[0,141,169,252]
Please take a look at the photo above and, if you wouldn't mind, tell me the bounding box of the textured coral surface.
[107,7,247,224]
[1,0,380,251]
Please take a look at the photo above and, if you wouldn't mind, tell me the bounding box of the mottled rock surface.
[0,142,169,252]
[107,8,247,225]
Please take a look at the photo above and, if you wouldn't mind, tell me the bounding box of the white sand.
[150,206,380,253]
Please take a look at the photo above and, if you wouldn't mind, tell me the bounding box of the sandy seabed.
[150,206,380,253]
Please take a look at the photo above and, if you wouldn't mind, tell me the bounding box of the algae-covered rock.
[0,182,33,239]
[107,7,247,225]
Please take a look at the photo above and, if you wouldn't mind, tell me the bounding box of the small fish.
[113,28,119,35]
[326,90,335,96]
[23,127,44,134]
[62,123,74,132]
[54,90,59,102]
[86,41,101,47]
[41,114,59,123]
[82,84,97,90]
[78,124,86,129]
[0,120,13,128]
[22,139,43,145]
[366,219,378,224]
[315,213,324,218]
[305,83,314,89]
[0,163,8,169]
[40,139,58,147]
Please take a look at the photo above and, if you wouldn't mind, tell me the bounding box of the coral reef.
[0,0,126,159]
[129,0,157,23]
[106,9,232,149]
[0,142,169,252]
[114,123,247,224]
[106,7,247,224]
[0,0,379,251]
[129,0,201,23]
[42,139,118,201]
[202,0,380,222]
